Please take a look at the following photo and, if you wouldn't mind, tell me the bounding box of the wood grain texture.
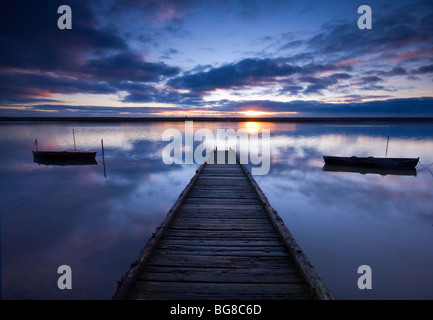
[112,150,333,300]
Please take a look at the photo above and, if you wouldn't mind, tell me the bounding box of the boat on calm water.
[323,136,419,170]
[32,129,97,165]
[322,155,419,169]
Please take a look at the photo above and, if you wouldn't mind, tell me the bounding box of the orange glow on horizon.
[242,110,266,117]
[239,110,298,117]
[137,109,298,117]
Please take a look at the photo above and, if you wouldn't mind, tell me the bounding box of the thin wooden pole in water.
[101,139,106,178]
[73,129,77,152]
[385,136,390,157]
[35,139,38,151]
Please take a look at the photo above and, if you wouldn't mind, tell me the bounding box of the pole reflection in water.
[0,121,432,300]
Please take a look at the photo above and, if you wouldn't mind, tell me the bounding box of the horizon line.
[2,116,433,123]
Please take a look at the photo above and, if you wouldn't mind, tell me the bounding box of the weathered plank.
[162,229,281,239]
[138,265,301,283]
[172,218,272,225]
[128,281,311,300]
[180,204,264,210]
[112,149,333,300]
[158,238,283,247]
[187,191,259,199]
[145,253,297,268]
[183,198,262,205]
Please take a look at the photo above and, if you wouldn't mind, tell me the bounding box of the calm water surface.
[1,121,432,300]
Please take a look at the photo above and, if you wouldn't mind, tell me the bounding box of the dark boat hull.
[33,151,97,166]
[33,157,97,166]
[322,164,417,176]
[33,151,96,160]
[323,155,419,168]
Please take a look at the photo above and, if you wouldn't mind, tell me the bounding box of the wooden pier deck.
[113,150,332,300]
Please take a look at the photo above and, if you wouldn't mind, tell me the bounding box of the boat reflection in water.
[323,155,419,168]
[322,155,419,177]
[33,155,98,166]
[322,164,417,177]
[32,137,98,166]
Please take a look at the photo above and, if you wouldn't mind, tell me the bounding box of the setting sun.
[240,110,268,117]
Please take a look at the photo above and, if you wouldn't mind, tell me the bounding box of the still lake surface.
[1,120,432,300]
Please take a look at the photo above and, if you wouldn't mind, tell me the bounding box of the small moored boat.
[32,130,97,165]
[323,155,419,169]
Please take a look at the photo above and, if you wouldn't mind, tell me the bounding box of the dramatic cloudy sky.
[1,0,432,117]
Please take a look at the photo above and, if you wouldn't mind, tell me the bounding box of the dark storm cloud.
[279,85,304,95]
[357,76,383,85]
[0,63,179,102]
[167,57,352,95]
[381,67,408,76]
[274,0,433,90]
[0,0,180,101]
[165,55,353,98]
[265,1,433,99]
[0,0,127,72]
[300,73,352,95]
[83,52,180,82]
[168,58,302,93]
[122,86,204,105]
[412,64,433,74]
[0,71,117,101]
[307,2,433,59]
[0,96,61,106]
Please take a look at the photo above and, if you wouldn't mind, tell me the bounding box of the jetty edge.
[112,149,333,300]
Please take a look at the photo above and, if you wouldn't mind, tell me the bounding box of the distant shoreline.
[1,116,433,123]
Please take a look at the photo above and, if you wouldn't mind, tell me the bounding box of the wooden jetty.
[112,150,332,300]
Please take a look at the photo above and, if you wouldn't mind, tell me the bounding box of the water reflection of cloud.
[2,162,197,298]
[261,160,433,224]
[257,158,433,300]
[2,121,433,300]
[1,128,201,299]
[271,133,433,161]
